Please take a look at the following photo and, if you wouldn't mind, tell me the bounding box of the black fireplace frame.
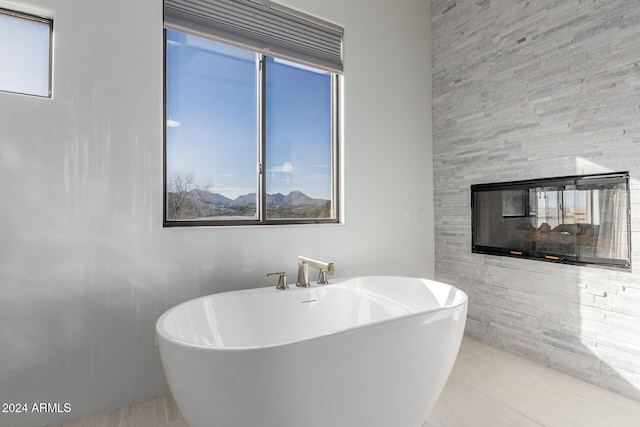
[471,172,631,270]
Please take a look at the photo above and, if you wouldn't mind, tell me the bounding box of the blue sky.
[165,30,332,200]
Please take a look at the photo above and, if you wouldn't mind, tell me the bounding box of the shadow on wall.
[458,263,640,401]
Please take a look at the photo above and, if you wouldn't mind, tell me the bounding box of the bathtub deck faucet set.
[268,255,335,290]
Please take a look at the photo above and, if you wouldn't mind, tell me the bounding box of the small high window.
[0,8,52,98]
[472,173,631,269]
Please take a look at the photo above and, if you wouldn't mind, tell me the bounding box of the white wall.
[0,0,433,425]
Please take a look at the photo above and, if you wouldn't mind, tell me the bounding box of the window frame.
[162,28,341,227]
[0,7,53,98]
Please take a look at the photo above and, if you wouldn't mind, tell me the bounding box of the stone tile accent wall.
[432,0,640,400]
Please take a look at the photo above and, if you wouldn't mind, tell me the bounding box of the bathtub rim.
[156,275,468,352]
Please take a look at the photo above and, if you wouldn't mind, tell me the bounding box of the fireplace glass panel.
[472,173,630,269]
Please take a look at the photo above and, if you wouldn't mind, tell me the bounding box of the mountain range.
[187,189,328,206]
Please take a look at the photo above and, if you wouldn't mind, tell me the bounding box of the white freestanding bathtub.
[156,276,468,427]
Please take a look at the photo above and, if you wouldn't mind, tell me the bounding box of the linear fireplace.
[471,172,630,269]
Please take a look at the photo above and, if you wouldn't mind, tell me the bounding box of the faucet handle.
[317,269,329,285]
[267,272,288,290]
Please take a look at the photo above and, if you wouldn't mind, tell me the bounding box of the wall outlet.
[402,207,410,222]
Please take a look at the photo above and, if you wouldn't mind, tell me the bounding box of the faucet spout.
[297,256,335,285]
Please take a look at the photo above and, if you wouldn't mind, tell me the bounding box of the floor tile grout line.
[455,339,549,426]
[452,374,547,427]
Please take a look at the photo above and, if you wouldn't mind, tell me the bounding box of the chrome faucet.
[296,256,335,285]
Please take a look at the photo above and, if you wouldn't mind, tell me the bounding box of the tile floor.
[425,336,640,427]
[50,335,640,427]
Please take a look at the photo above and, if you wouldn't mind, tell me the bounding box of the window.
[0,8,52,97]
[163,0,342,226]
[472,173,631,269]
